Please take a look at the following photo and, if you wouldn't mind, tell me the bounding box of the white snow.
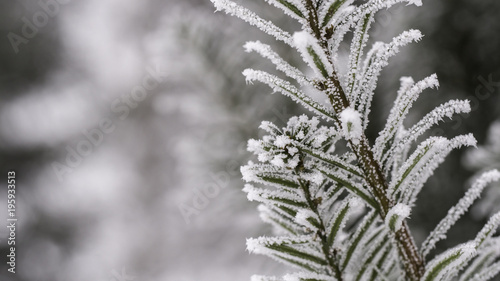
[243,184,260,202]
[311,132,328,148]
[293,31,333,78]
[340,108,362,144]
[293,31,312,50]
[210,0,294,45]
[385,203,411,232]
[247,139,263,153]
[301,172,324,186]
[275,135,292,148]
[407,0,422,6]
[271,154,287,168]
[295,209,318,230]
[241,161,257,183]
[287,146,299,156]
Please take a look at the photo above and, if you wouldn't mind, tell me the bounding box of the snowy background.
[0,0,499,280]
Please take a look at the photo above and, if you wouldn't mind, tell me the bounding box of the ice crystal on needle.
[385,203,411,232]
[340,108,362,144]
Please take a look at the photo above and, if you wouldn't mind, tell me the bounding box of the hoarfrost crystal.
[340,108,362,144]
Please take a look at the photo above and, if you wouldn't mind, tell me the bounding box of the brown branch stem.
[298,179,344,281]
[303,3,426,279]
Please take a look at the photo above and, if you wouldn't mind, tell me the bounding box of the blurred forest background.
[0,0,498,280]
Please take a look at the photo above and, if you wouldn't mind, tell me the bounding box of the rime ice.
[340,108,362,144]
[385,203,411,232]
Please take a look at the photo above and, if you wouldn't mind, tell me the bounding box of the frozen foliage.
[293,31,333,78]
[211,0,294,45]
[340,108,362,144]
[211,0,500,280]
[244,41,310,86]
[463,120,500,217]
[385,203,411,232]
[421,170,500,257]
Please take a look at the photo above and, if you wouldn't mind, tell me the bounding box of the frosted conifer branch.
[401,134,477,206]
[325,197,354,248]
[468,261,500,281]
[241,163,300,190]
[293,31,333,79]
[458,238,500,281]
[357,30,424,130]
[246,235,328,271]
[388,136,445,198]
[318,166,378,208]
[319,0,354,29]
[243,69,337,120]
[340,108,362,145]
[210,0,500,279]
[295,209,321,231]
[377,74,440,166]
[263,0,307,21]
[243,184,307,210]
[210,0,294,45]
[340,211,378,270]
[326,0,422,55]
[422,242,477,281]
[344,225,386,275]
[387,100,471,165]
[296,145,363,177]
[473,211,500,249]
[344,0,423,27]
[385,203,411,232]
[257,204,302,235]
[421,170,500,257]
[437,215,500,281]
[353,229,391,280]
[346,13,373,101]
[326,5,358,56]
[244,41,310,86]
